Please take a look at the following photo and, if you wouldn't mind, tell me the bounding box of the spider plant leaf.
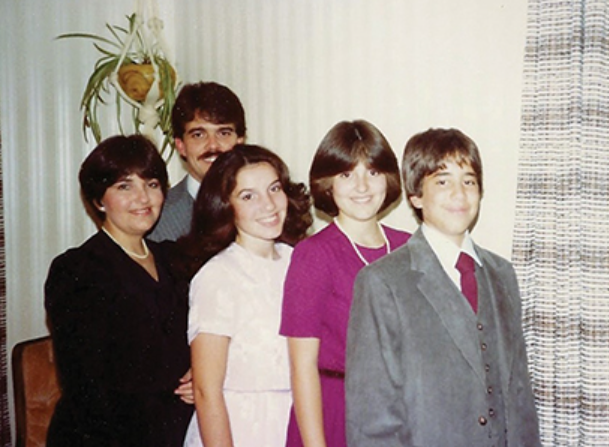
[105,23,126,47]
[82,114,91,143]
[155,57,177,129]
[84,95,102,144]
[80,58,119,108]
[126,13,138,31]
[56,33,122,50]
[92,43,117,58]
[159,132,174,160]
[115,91,126,135]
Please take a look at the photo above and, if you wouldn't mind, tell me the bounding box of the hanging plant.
[57,13,179,159]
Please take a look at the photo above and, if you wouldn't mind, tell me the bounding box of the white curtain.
[0,129,9,447]
[513,0,609,445]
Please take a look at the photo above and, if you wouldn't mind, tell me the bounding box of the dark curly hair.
[178,144,312,278]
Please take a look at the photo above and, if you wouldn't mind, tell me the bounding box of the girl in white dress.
[181,145,312,447]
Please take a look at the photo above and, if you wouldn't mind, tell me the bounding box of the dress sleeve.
[188,260,236,343]
[280,239,331,338]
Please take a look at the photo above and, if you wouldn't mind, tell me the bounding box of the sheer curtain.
[513,0,609,445]
[0,130,9,445]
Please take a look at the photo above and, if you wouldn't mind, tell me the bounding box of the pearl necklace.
[102,227,150,260]
[334,219,390,266]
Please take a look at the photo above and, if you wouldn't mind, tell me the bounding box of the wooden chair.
[12,336,61,447]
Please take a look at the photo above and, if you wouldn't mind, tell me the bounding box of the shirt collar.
[420,223,482,270]
[186,174,200,199]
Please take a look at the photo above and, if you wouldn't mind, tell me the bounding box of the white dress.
[183,242,292,447]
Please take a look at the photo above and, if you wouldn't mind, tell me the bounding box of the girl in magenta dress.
[280,120,410,446]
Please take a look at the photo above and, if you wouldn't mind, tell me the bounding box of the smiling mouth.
[199,151,223,163]
[259,214,281,225]
[447,208,472,216]
[131,208,152,216]
[351,196,373,204]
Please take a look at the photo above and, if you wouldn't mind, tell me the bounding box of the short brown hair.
[402,128,483,221]
[79,135,168,223]
[310,120,402,217]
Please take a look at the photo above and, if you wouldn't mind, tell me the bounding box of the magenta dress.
[280,222,410,447]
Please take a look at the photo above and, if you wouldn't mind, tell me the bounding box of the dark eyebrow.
[186,127,205,135]
[234,187,253,196]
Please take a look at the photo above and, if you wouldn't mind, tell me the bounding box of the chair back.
[12,336,61,447]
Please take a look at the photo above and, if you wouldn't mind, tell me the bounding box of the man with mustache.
[149,82,246,242]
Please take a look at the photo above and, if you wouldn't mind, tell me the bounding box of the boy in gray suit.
[346,128,540,446]
[149,82,246,242]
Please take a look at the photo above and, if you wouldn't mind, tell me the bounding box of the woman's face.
[230,162,288,250]
[99,173,164,239]
[332,160,387,224]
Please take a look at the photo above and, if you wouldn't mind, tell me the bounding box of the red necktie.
[455,252,478,313]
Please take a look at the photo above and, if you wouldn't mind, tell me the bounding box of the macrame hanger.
[108,0,173,143]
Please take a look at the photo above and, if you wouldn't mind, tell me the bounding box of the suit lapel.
[409,230,485,383]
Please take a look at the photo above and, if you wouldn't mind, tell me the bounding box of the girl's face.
[230,162,288,252]
[332,160,387,224]
[100,174,164,239]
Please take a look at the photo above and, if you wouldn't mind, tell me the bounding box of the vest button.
[489,408,496,417]
[477,323,483,330]
[478,416,488,425]
[487,386,493,394]
[481,342,487,351]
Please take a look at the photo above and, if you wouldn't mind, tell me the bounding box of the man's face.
[409,158,481,246]
[175,115,244,182]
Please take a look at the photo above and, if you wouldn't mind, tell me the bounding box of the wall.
[0,0,528,440]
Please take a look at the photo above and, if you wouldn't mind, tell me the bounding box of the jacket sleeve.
[44,252,118,439]
[346,267,407,446]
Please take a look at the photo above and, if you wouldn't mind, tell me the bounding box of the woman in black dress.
[45,135,193,446]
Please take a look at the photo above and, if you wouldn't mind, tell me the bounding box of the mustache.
[197,150,224,161]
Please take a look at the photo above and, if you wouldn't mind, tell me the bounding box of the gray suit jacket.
[346,229,540,447]
[148,176,194,242]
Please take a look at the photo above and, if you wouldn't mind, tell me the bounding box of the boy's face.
[175,114,244,183]
[409,158,480,247]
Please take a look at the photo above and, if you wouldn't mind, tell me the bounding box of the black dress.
[45,231,193,446]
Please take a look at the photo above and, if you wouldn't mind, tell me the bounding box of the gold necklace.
[334,219,390,266]
[102,227,150,260]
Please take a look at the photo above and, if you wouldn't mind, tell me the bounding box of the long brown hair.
[178,144,312,278]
